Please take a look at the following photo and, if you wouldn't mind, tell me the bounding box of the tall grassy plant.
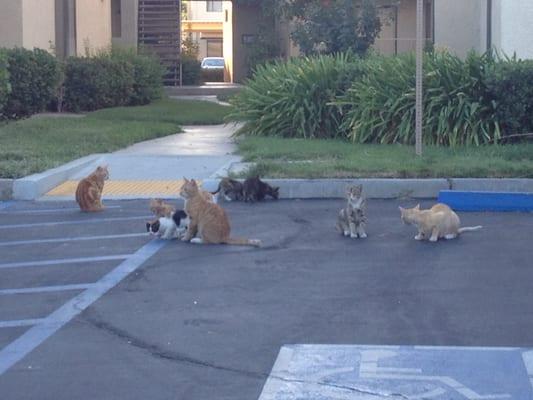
[227,53,366,138]
[338,51,500,146]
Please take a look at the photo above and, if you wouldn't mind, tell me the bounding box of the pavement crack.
[80,316,408,398]
[81,315,265,380]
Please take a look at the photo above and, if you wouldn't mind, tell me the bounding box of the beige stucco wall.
[230,3,264,83]
[434,0,486,57]
[492,0,533,59]
[75,0,112,55]
[0,0,23,48]
[112,0,138,48]
[22,0,56,51]
[0,0,55,51]
[222,1,233,82]
[187,1,224,22]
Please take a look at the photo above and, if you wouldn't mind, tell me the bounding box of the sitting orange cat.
[179,178,260,246]
[399,203,482,242]
[75,165,109,212]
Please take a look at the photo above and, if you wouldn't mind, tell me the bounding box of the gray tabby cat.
[336,184,367,239]
[211,178,244,202]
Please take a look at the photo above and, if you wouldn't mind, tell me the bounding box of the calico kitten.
[211,178,244,202]
[146,210,188,240]
[180,178,261,246]
[336,184,367,239]
[399,203,482,242]
[75,165,109,212]
[149,198,175,218]
[242,176,279,202]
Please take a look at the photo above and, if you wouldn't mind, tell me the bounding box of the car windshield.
[203,59,224,67]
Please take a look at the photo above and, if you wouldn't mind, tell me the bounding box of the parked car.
[201,57,225,70]
[200,57,225,82]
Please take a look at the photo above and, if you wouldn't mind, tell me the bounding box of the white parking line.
[0,284,94,295]
[0,255,131,270]
[0,206,122,214]
[0,319,45,329]
[0,233,147,247]
[0,215,152,230]
[0,239,167,375]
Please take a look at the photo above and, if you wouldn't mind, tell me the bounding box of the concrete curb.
[450,178,533,192]
[203,178,533,200]
[0,179,14,200]
[203,178,449,199]
[12,154,103,200]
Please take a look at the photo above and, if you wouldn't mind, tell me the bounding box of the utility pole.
[415,0,423,155]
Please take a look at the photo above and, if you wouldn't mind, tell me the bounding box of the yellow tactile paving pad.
[46,180,190,197]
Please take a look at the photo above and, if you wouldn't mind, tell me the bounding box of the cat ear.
[190,179,197,186]
[415,204,420,210]
[398,206,404,212]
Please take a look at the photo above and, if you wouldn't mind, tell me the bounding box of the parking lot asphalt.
[0,199,532,400]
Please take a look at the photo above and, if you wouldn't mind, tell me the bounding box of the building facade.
[434,0,533,59]
[0,0,112,57]
[182,0,224,60]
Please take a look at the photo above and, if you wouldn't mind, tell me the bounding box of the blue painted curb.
[438,190,533,212]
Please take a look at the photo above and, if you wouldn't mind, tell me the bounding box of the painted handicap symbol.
[358,349,511,399]
[259,345,533,400]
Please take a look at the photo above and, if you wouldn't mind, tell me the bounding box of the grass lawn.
[237,137,533,178]
[0,99,230,179]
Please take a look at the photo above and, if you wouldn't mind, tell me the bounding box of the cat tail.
[224,237,262,247]
[458,226,482,233]
[210,182,221,195]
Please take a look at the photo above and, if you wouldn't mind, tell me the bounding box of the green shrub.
[487,58,533,139]
[111,48,164,105]
[181,55,202,85]
[4,48,61,118]
[339,51,500,146]
[64,54,134,112]
[227,53,366,138]
[0,51,9,118]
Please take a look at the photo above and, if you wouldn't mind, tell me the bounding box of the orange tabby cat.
[75,165,109,212]
[149,198,176,218]
[179,178,260,246]
[399,203,482,242]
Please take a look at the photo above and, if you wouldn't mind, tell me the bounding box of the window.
[111,0,122,38]
[206,39,223,57]
[206,1,222,12]
[242,34,256,45]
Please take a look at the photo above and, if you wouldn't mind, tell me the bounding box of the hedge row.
[0,48,164,118]
[228,51,533,146]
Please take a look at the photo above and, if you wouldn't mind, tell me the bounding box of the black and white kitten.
[243,176,279,202]
[146,210,188,240]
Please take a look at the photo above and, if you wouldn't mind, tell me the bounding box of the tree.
[285,0,381,55]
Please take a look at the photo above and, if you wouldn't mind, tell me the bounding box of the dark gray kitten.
[336,184,367,239]
[243,176,279,202]
[211,178,244,202]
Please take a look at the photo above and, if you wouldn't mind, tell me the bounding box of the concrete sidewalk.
[41,124,241,200]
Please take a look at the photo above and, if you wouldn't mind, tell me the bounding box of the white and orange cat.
[75,165,109,212]
[179,178,260,246]
[399,203,482,242]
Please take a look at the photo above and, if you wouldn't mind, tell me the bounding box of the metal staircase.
[138,0,181,86]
